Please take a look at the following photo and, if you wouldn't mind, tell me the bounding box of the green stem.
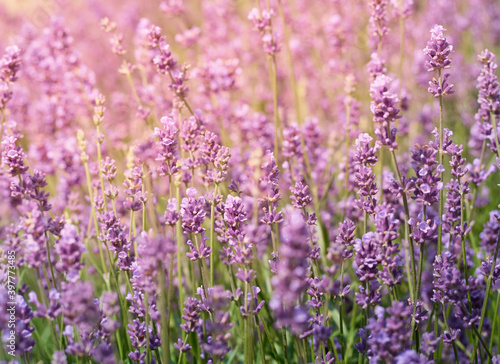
[83,160,108,276]
[159,261,171,364]
[442,304,459,364]
[175,182,185,315]
[281,328,288,364]
[491,113,500,160]
[209,185,218,285]
[488,292,500,363]
[145,292,152,363]
[255,315,266,363]
[339,264,345,361]
[45,237,58,291]
[96,125,107,207]
[389,149,416,301]
[471,229,500,363]
[437,69,445,254]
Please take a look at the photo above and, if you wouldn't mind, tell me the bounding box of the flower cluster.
[0,3,500,364]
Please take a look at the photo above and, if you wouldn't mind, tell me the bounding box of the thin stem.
[159,261,171,364]
[471,324,493,360]
[209,184,218,285]
[459,178,472,313]
[488,292,500,362]
[416,205,427,299]
[45,237,58,291]
[271,56,281,160]
[176,182,185,315]
[389,149,416,301]
[96,125,107,207]
[339,263,346,361]
[471,230,500,363]
[442,304,459,364]
[144,292,152,363]
[437,69,445,254]
[491,113,500,160]
[83,160,107,276]
[281,328,288,364]
[255,315,266,363]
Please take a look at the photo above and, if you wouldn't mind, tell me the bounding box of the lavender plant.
[0,1,500,363]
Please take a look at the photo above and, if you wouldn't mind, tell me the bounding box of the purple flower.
[327,219,356,263]
[155,116,181,177]
[479,210,500,254]
[290,181,313,210]
[428,73,454,98]
[369,75,401,150]
[180,187,206,235]
[408,215,439,244]
[186,236,211,261]
[353,134,379,215]
[180,297,200,334]
[248,8,274,31]
[60,281,100,335]
[163,198,180,226]
[0,45,21,108]
[363,302,412,362]
[174,338,191,353]
[283,123,302,160]
[423,25,453,72]
[0,45,21,83]
[54,223,84,280]
[1,294,35,356]
[410,141,443,206]
[354,232,382,282]
[355,280,382,309]
[259,151,284,229]
[270,209,311,335]
[98,211,131,259]
[367,53,387,81]
[2,136,29,177]
[475,49,500,154]
[368,0,388,39]
[28,289,61,320]
[432,251,466,305]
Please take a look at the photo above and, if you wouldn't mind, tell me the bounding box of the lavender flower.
[353,133,379,215]
[2,136,29,177]
[369,75,401,150]
[432,251,466,305]
[475,49,500,154]
[423,25,453,71]
[54,223,84,280]
[270,209,311,335]
[155,116,181,177]
[363,302,412,362]
[180,187,206,235]
[368,0,389,40]
[424,25,454,98]
[354,232,381,282]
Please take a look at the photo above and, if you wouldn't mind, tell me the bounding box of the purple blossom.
[270,209,311,335]
[363,302,412,362]
[354,232,381,282]
[54,223,84,280]
[180,187,206,235]
[423,25,453,72]
[369,75,401,150]
[368,0,389,39]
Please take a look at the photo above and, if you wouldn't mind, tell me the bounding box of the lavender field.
[0,0,500,363]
